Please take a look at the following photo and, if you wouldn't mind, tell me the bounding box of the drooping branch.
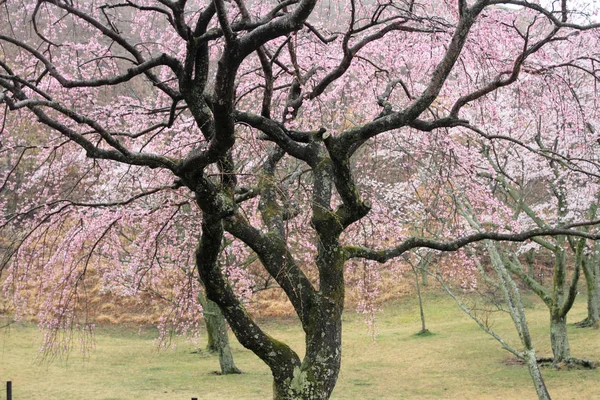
[0,36,183,89]
[460,123,600,179]
[490,0,600,30]
[0,90,177,170]
[2,184,182,227]
[449,22,564,118]
[334,3,486,154]
[35,0,181,98]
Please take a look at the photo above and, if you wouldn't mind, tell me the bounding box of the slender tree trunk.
[413,266,428,334]
[486,242,551,399]
[455,203,553,399]
[524,349,552,400]
[198,290,242,375]
[549,312,571,364]
[421,263,429,286]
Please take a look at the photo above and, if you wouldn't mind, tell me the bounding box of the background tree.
[2,1,600,399]
[462,66,600,364]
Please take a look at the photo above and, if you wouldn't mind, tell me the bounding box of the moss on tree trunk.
[550,313,571,364]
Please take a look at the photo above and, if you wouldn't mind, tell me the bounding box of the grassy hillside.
[0,290,598,399]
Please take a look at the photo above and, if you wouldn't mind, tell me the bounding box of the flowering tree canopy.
[2,0,600,398]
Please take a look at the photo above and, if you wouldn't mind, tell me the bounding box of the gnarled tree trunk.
[272,302,343,399]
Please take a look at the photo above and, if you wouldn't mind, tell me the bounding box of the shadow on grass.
[503,355,598,370]
[412,329,436,338]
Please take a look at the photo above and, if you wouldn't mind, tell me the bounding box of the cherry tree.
[474,150,597,366]
[2,1,600,398]
[392,71,600,396]
[465,53,600,365]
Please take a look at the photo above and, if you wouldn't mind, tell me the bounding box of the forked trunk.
[549,313,571,364]
[272,309,342,400]
[272,357,340,400]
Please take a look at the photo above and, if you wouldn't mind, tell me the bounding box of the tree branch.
[345,222,600,263]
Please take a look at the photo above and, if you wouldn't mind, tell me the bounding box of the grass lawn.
[1,290,599,399]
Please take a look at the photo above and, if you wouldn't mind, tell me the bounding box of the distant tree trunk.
[415,253,433,330]
[413,265,429,334]
[198,290,242,375]
[546,240,578,365]
[501,237,580,366]
[577,205,600,328]
[578,257,600,327]
[421,263,429,287]
[525,249,536,280]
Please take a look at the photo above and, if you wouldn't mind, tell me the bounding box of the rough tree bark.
[549,312,571,364]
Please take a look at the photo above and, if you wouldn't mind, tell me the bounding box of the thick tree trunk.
[272,304,342,400]
[198,208,345,399]
[198,290,242,375]
[272,354,340,400]
[549,313,571,364]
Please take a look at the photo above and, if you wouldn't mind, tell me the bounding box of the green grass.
[1,290,599,399]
